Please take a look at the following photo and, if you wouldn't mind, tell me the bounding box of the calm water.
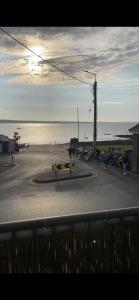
[0,122,135,145]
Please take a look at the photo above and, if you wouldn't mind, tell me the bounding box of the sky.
[0,26,139,122]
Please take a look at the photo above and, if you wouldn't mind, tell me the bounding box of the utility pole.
[77,107,79,142]
[93,75,97,152]
[82,70,97,151]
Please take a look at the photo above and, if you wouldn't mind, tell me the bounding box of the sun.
[27,46,44,72]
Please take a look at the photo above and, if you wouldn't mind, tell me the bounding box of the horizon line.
[0,119,137,123]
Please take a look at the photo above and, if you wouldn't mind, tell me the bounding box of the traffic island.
[33,169,93,184]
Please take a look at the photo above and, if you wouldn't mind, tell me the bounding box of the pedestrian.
[68,147,72,159]
[122,151,128,175]
[75,147,79,158]
[96,148,100,162]
[104,151,110,169]
[100,150,104,161]
[78,146,84,160]
[109,148,113,166]
[111,148,115,167]
[72,147,75,159]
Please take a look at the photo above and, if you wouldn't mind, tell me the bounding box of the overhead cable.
[0,27,92,87]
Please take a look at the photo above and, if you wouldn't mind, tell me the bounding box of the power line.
[100,79,139,85]
[99,84,139,88]
[98,88,139,91]
[99,81,139,88]
[2,27,139,92]
[0,27,92,87]
[99,86,139,89]
[98,90,139,93]
[98,92,139,94]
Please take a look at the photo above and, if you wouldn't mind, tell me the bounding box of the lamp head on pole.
[82,69,97,82]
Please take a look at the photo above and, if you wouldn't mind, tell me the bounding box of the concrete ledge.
[33,171,93,183]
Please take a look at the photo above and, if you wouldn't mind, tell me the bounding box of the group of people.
[94,147,129,175]
[68,145,87,160]
[68,145,129,175]
[19,143,30,149]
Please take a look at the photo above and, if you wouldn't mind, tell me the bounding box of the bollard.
[52,163,57,177]
[11,155,14,166]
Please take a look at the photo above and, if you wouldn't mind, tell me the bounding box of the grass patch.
[84,144,133,152]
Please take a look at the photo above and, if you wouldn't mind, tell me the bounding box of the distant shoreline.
[29,139,132,146]
[0,120,137,124]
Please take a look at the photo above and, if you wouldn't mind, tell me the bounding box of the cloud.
[1,27,139,85]
[0,27,106,38]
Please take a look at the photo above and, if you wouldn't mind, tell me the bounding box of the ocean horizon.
[0,120,137,123]
[0,121,136,145]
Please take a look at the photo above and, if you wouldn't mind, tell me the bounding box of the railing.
[0,207,139,235]
[0,207,139,273]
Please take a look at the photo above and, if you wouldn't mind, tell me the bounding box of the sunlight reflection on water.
[0,122,135,145]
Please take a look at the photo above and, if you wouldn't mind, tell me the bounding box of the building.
[0,134,16,154]
[0,134,9,153]
[129,123,139,173]
[8,139,16,153]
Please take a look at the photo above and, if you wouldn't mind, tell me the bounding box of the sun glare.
[27,46,44,73]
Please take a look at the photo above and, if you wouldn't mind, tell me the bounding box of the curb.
[0,164,13,168]
[0,163,20,177]
[33,172,93,184]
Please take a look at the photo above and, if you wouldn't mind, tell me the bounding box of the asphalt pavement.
[0,145,139,223]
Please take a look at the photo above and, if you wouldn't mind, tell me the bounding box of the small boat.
[17,128,21,129]
[104,133,111,135]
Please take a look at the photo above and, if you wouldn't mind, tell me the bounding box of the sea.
[0,122,136,145]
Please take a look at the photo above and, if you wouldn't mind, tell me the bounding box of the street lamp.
[82,70,97,151]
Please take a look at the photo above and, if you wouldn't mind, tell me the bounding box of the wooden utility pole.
[82,70,97,151]
[77,107,79,141]
[93,77,97,151]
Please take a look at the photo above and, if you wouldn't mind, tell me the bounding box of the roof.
[128,123,139,134]
[0,134,9,142]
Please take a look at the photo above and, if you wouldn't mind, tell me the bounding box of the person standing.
[96,148,100,162]
[122,151,128,175]
[78,146,83,160]
[104,151,110,169]
[72,147,75,159]
[68,147,72,159]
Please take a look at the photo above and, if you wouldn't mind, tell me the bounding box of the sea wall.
[80,139,132,147]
